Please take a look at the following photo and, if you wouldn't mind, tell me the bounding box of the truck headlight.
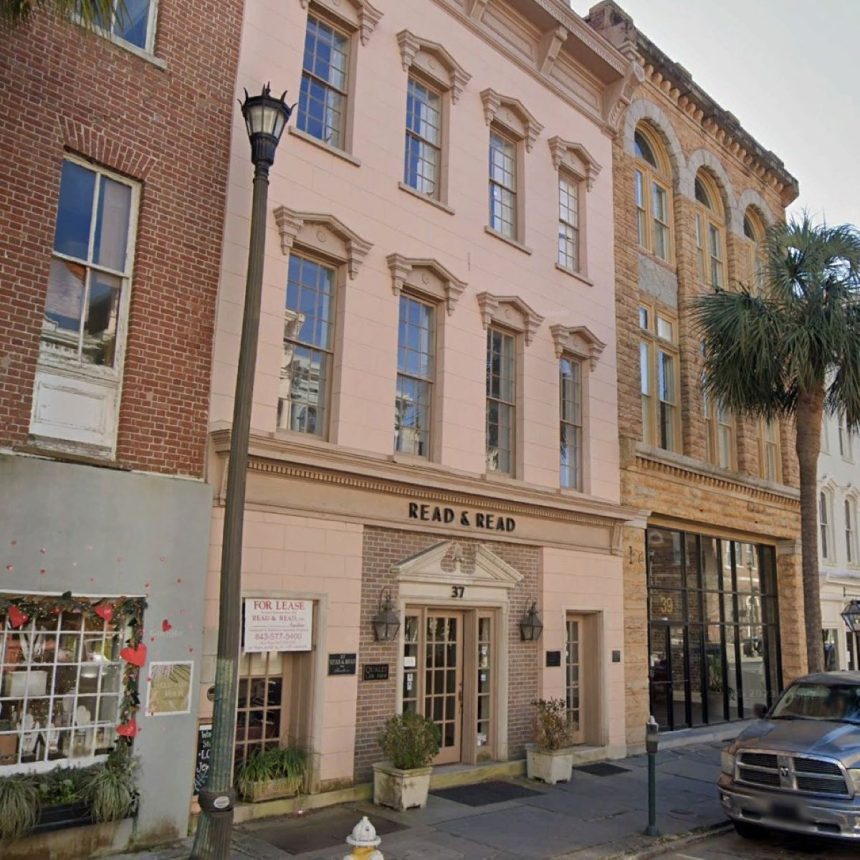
[849,769,860,795]
[721,750,736,776]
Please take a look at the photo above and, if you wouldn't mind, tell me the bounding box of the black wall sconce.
[519,601,544,641]
[372,588,401,642]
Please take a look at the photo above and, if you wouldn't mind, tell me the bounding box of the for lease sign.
[243,598,313,653]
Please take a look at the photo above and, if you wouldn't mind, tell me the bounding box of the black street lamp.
[372,588,401,642]
[191,84,291,860]
[519,601,544,642]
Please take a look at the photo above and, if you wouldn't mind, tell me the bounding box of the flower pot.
[372,761,432,811]
[239,775,303,803]
[526,745,574,784]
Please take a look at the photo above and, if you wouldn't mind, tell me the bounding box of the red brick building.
[0,2,242,850]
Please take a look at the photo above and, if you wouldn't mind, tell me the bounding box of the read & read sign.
[243,598,313,653]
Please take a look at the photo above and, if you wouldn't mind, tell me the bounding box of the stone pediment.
[393,541,522,590]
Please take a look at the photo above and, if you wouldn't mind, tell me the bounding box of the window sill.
[397,182,455,215]
[482,469,519,485]
[391,451,433,467]
[484,227,532,255]
[19,438,124,467]
[555,263,593,287]
[80,23,167,70]
[288,127,361,167]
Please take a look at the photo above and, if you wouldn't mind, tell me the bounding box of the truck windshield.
[771,683,860,723]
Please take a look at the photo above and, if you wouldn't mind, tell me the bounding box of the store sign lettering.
[407,502,516,533]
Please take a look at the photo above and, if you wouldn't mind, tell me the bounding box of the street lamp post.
[190,84,292,860]
[841,600,860,671]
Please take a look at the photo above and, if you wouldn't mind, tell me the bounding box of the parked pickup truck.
[719,672,860,841]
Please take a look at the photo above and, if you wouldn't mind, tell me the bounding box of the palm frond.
[1,0,121,29]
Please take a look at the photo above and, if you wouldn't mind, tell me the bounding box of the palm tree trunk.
[795,388,825,674]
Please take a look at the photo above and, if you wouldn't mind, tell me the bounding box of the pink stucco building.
[203,0,641,802]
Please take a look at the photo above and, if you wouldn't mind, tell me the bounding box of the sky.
[569,0,860,228]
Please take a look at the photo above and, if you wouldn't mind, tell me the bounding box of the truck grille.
[737,751,851,798]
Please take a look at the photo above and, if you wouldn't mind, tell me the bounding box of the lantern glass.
[842,600,860,633]
[519,603,544,642]
[372,589,401,642]
[241,87,290,144]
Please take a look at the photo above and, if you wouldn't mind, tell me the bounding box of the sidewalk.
[112,742,729,860]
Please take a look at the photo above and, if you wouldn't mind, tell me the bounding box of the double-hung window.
[846,498,857,565]
[298,14,350,149]
[743,210,767,293]
[557,172,580,272]
[488,130,517,239]
[640,305,679,452]
[758,418,781,482]
[93,0,156,52]
[820,492,831,560]
[486,327,516,475]
[838,414,852,460]
[633,126,672,262]
[404,78,442,199]
[694,172,726,290]
[560,356,583,489]
[395,295,435,457]
[279,255,336,436]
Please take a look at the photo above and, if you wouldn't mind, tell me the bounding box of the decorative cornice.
[476,292,544,346]
[549,324,606,368]
[396,30,471,103]
[386,254,467,315]
[273,205,373,279]
[547,136,602,190]
[480,88,543,152]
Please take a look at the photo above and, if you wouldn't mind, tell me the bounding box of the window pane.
[44,259,86,343]
[486,329,515,474]
[395,295,434,456]
[404,79,441,197]
[560,357,582,489]
[54,161,96,261]
[82,271,122,366]
[113,0,151,49]
[93,177,131,272]
[297,17,349,148]
[489,132,516,237]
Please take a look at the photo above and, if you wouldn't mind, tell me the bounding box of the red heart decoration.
[94,602,114,623]
[116,719,138,738]
[162,619,172,632]
[8,605,28,629]
[120,643,147,667]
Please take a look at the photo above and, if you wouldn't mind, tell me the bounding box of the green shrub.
[0,774,40,842]
[532,698,573,752]
[377,712,441,770]
[235,746,307,799]
[83,745,139,823]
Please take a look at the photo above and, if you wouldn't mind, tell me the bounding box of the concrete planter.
[526,745,574,784]
[3,816,133,860]
[372,762,433,810]
[239,775,303,803]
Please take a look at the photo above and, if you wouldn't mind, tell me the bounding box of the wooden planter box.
[239,775,302,803]
[34,801,93,833]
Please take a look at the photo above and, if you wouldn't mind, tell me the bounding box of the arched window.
[633,125,672,262]
[694,171,726,289]
[743,208,767,293]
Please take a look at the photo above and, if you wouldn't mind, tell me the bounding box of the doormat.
[243,807,407,855]
[573,762,631,777]
[431,780,542,806]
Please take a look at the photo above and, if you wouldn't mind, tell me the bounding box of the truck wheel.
[733,820,767,840]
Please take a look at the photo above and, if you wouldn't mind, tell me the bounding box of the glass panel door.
[476,616,492,752]
[425,612,462,764]
[565,617,585,744]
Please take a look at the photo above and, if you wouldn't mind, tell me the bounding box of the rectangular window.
[716,405,733,468]
[820,493,830,559]
[395,295,435,457]
[695,214,706,282]
[235,652,283,769]
[634,170,646,247]
[94,0,155,51]
[404,77,442,198]
[657,349,676,450]
[652,183,669,261]
[0,600,139,771]
[640,305,679,452]
[760,419,781,482]
[640,340,653,447]
[488,130,516,238]
[557,172,579,271]
[278,255,335,436]
[486,327,515,474]
[44,160,135,369]
[560,357,582,489]
[297,14,349,149]
[846,499,856,565]
[708,224,725,288]
[838,415,852,460]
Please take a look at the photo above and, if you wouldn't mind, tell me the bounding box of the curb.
[613,821,734,859]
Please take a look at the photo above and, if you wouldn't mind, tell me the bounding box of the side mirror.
[753,703,768,719]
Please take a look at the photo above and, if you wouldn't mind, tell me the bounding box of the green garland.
[0,591,147,746]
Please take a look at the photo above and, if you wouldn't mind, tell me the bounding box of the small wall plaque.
[363,663,390,681]
[612,650,621,663]
[545,650,562,667]
[328,653,357,676]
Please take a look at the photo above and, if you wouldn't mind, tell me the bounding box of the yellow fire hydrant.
[343,815,383,860]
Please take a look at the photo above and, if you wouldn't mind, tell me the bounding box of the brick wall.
[354,527,539,781]
[0,2,243,476]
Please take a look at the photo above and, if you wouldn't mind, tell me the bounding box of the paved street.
[654,828,858,859]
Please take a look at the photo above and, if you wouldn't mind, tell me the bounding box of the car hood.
[731,719,860,768]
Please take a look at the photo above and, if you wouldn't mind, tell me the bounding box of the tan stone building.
[587,2,805,749]
[203,0,643,801]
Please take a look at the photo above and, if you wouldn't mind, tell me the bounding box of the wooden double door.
[402,607,494,765]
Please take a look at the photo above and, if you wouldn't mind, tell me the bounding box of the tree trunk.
[795,388,825,675]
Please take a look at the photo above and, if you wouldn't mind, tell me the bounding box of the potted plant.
[526,698,574,784]
[0,773,40,842]
[235,746,307,803]
[373,712,440,811]
[82,745,138,823]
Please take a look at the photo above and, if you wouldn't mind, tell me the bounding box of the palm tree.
[1,0,119,27]
[695,215,860,675]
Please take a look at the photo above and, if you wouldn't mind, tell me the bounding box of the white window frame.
[838,414,853,461]
[820,491,832,561]
[846,496,858,566]
[559,355,583,490]
[85,0,159,55]
[486,325,517,476]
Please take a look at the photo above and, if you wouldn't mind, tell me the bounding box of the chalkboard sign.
[363,663,389,681]
[328,653,357,676]
[194,723,212,795]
